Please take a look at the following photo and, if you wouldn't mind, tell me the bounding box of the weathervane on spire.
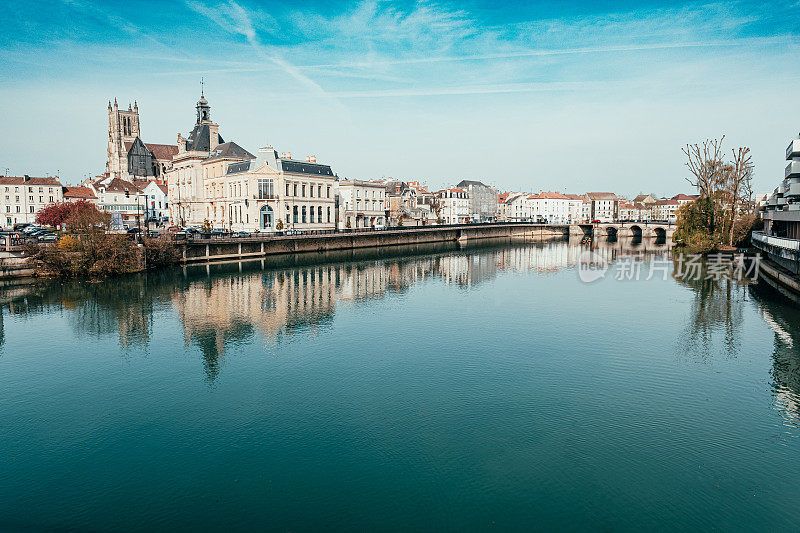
[201,77,205,97]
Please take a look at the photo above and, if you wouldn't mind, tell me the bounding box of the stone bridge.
[175,222,674,264]
[578,223,675,240]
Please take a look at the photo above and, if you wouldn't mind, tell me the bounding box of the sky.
[1,0,798,195]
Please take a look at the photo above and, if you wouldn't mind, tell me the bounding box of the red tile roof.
[671,193,695,201]
[63,186,96,199]
[0,175,62,186]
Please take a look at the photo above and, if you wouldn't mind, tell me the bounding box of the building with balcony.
[755,131,800,278]
[762,132,800,240]
[337,179,386,229]
[208,146,336,232]
[438,187,470,224]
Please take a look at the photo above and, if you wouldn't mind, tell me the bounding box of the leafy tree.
[36,200,109,231]
[275,219,284,231]
[36,202,73,227]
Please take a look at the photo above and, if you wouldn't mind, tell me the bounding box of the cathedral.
[106,99,177,181]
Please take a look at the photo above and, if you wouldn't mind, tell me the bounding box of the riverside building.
[755,131,800,275]
[0,175,63,227]
[337,179,386,229]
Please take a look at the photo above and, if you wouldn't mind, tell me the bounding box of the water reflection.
[0,239,663,369]
[750,283,800,427]
[3,236,796,392]
[672,263,750,361]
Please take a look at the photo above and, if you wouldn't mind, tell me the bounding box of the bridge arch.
[630,225,643,238]
[654,227,667,239]
[605,226,618,238]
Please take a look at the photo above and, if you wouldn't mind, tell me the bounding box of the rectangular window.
[258,178,273,199]
[286,183,290,196]
[301,206,307,223]
[293,184,298,196]
[318,206,323,223]
[327,186,331,198]
[310,206,315,223]
[327,206,331,223]
[293,206,298,223]
[318,185,322,198]
[302,185,306,197]
[310,186,314,198]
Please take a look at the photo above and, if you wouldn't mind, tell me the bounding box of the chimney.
[208,123,219,151]
[305,155,311,162]
[23,175,30,182]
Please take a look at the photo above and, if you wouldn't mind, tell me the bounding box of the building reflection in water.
[0,238,672,376]
[750,283,800,427]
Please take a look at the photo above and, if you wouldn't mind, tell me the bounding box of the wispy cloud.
[185,0,333,99]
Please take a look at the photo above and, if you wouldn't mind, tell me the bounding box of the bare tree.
[724,147,754,246]
[682,136,755,248]
[683,137,726,198]
[684,138,728,238]
[429,195,444,224]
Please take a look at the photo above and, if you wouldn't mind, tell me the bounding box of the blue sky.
[1,0,798,194]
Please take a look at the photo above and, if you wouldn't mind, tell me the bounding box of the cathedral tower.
[107,99,141,178]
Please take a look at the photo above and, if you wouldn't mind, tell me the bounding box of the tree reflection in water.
[672,257,750,361]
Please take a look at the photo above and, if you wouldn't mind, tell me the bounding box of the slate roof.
[205,141,255,162]
[279,159,334,176]
[186,123,225,152]
[124,140,179,161]
[456,179,490,189]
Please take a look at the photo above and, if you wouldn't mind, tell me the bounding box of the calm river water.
[1,238,799,531]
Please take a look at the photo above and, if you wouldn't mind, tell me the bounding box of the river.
[1,238,799,531]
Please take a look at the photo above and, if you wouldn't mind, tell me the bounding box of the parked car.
[37,233,58,243]
[373,224,386,230]
[145,230,160,238]
[126,227,142,234]
[13,223,32,231]
[283,229,304,235]
[231,231,252,238]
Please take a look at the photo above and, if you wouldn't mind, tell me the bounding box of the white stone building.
[438,187,470,224]
[337,179,386,229]
[586,192,620,222]
[0,175,63,227]
[209,146,337,232]
[84,176,147,228]
[526,192,573,223]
